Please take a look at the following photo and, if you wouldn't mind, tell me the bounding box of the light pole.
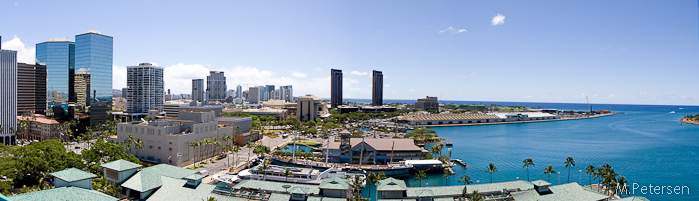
[557,172,561,185]
[579,170,582,184]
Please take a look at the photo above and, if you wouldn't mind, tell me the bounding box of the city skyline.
[1,1,698,105]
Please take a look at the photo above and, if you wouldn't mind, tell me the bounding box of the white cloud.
[313,67,322,71]
[491,13,506,26]
[438,26,467,35]
[1,36,35,64]
[350,71,368,76]
[291,72,307,78]
[113,65,127,90]
[639,91,647,96]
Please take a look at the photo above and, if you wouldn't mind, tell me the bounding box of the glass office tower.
[75,31,113,126]
[36,39,75,110]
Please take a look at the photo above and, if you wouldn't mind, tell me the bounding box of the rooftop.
[49,168,97,182]
[17,115,60,125]
[377,178,407,191]
[121,164,197,192]
[510,182,608,201]
[323,138,423,152]
[145,176,243,201]
[531,179,551,186]
[99,159,142,172]
[319,177,349,190]
[306,197,348,201]
[232,180,320,194]
[405,180,534,197]
[400,113,500,122]
[8,186,117,201]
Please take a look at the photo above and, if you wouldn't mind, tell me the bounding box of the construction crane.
[586,96,592,113]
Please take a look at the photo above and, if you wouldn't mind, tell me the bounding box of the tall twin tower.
[330,69,383,108]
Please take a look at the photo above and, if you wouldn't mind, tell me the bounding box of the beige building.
[241,108,288,118]
[296,94,328,121]
[115,110,252,167]
[16,114,66,141]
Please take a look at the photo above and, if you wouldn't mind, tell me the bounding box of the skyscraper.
[36,38,74,110]
[330,69,343,108]
[236,85,243,98]
[265,85,275,101]
[206,71,226,103]
[192,79,205,103]
[1,47,17,145]
[279,85,293,102]
[248,86,261,104]
[17,63,47,115]
[126,63,164,113]
[75,30,113,126]
[372,70,383,106]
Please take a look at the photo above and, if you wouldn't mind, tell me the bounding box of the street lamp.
[557,172,561,185]
[579,170,582,184]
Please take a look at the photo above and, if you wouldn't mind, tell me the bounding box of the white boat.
[236,164,366,186]
[213,173,241,187]
[670,111,676,114]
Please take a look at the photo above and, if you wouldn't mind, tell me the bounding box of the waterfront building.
[16,114,66,141]
[235,85,243,99]
[322,138,427,164]
[17,63,47,115]
[207,71,227,103]
[126,63,164,113]
[75,30,113,127]
[415,96,438,111]
[398,112,558,126]
[296,94,329,121]
[330,69,342,108]
[247,86,262,104]
[0,48,17,145]
[36,38,74,110]
[372,70,383,106]
[192,79,205,103]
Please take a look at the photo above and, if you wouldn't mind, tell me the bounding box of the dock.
[451,159,466,167]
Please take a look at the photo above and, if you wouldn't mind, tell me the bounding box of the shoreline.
[419,113,618,128]
[680,118,699,126]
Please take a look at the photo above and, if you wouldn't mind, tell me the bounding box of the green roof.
[406,180,533,197]
[49,168,97,182]
[377,178,407,191]
[531,179,551,186]
[232,180,320,194]
[121,164,197,192]
[306,197,347,201]
[269,193,292,201]
[9,187,117,201]
[319,177,349,190]
[184,174,206,180]
[616,196,651,201]
[99,159,142,171]
[433,198,455,201]
[510,182,608,201]
[378,199,416,201]
[145,176,243,201]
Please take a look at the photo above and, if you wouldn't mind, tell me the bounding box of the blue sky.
[1,0,698,105]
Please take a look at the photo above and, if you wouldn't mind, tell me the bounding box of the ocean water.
[354,100,699,201]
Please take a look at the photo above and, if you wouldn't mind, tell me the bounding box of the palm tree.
[124,134,135,153]
[214,140,222,157]
[224,144,232,168]
[523,158,534,182]
[377,172,387,181]
[190,142,199,165]
[350,192,369,201]
[564,157,575,183]
[483,163,499,183]
[282,168,292,182]
[350,175,366,195]
[544,165,556,182]
[585,165,595,186]
[135,138,144,159]
[470,190,483,201]
[366,173,379,199]
[232,145,241,169]
[594,165,604,192]
[259,159,270,180]
[414,170,427,187]
[443,168,455,186]
[204,138,212,160]
[246,142,255,164]
[617,176,629,197]
[457,174,473,184]
[198,140,204,164]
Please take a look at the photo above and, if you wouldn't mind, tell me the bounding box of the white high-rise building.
[247,86,261,104]
[235,85,243,98]
[0,46,18,145]
[206,71,226,103]
[126,63,164,113]
[279,85,293,102]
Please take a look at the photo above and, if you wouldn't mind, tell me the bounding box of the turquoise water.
[281,144,314,153]
[393,104,699,201]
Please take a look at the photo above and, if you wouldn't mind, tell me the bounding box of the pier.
[451,159,466,167]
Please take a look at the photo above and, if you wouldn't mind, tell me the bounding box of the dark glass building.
[372,70,383,106]
[36,39,74,110]
[75,31,113,126]
[330,69,343,108]
[17,63,47,115]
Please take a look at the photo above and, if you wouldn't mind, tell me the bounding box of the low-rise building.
[296,94,329,121]
[322,138,427,164]
[16,114,66,141]
[241,108,288,118]
[399,112,559,125]
[415,96,438,111]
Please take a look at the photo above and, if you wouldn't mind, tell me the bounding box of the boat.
[213,173,242,187]
[235,164,366,186]
[270,156,412,177]
[670,111,676,114]
[445,142,453,146]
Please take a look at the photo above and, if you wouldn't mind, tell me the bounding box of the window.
[169,142,172,144]
[158,146,161,150]
[149,146,153,149]
[169,148,172,151]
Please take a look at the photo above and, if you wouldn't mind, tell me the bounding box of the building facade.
[75,31,113,126]
[36,38,74,110]
[206,71,226,103]
[247,86,261,104]
[296,94,327,121]
[126,63,164,113]
[278,85,293,102]
[235,85,243,99]
[330,69,342,108]
[0,48,17,145]
[191,79,204,103]
[415,96,438,111]
[372,70,383,106]
[17,63,47,115]
[16,114,66,141]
